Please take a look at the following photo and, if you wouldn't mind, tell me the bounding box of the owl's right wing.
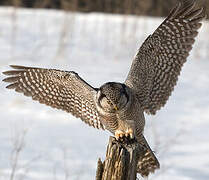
[3,65,105,130]
[125,0,205,115]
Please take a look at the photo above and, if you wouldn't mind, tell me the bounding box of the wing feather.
[125,0,205,115]
[3,65,105,129]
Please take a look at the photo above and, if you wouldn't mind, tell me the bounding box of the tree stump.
[96,136,144,180]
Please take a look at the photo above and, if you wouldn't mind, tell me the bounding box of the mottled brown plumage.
[3,66,104,130]
[2,0,205,177]
[125,0,205,115]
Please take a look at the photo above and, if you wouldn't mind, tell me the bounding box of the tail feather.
[137,135,160,177]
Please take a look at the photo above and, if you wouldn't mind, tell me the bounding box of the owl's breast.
[99,112,118,133]
[98,94,145,135]
[117,95,145,131]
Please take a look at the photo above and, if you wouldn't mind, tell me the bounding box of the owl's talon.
[115,129,134,140]
[115,130,124,140]
[130,132,134,139]
[125,128,134,139]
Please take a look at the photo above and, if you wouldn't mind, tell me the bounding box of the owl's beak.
[114,105,118,111]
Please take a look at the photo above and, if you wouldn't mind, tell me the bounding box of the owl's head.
[96,82,129,113]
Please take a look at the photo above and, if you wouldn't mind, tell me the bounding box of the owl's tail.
[136,135,160,177]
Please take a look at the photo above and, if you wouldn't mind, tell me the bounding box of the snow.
[0,7,209,180]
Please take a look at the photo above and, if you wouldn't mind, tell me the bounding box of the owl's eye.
[100,94,113,105]
[98,93,107,104]
[98,93,116,112]
[98,93,107,102]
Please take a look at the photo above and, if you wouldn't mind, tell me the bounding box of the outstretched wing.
[125,0,205,115]
[3,65,105,129]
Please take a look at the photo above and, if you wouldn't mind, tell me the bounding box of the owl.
[2,0,205,177]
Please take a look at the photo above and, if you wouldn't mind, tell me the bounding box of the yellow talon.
[125,128,134,139]
[115,128,134,140]
[115,130,123,140]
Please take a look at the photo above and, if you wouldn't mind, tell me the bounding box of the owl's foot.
[125,128,134,139]
[115,129,134,140]
[115,130,124,140]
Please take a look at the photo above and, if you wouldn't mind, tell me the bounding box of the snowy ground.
[0,7,209,180]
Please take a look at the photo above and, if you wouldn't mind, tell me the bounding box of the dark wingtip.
[2,65,27,78]
[2,65,19,75]
[2,71,8,75]
[2,76,19,83]
[168,0,206,21]
[5,83,18,89]
[2,77,8,82]
[10,65,25,69]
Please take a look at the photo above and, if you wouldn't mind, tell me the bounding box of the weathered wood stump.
[96,136,143,180]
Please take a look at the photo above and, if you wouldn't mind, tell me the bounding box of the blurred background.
[0,0,209,180]
[0,0,208,17]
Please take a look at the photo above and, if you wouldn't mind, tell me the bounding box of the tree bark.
[96,136,144,180]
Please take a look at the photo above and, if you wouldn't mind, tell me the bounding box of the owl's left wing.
[125,1,205,115]
[3,65,105,129]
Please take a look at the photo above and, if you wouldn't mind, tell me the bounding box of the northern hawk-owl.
[2,0,205,177]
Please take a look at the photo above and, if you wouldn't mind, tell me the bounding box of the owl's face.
[96,82,129,113]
